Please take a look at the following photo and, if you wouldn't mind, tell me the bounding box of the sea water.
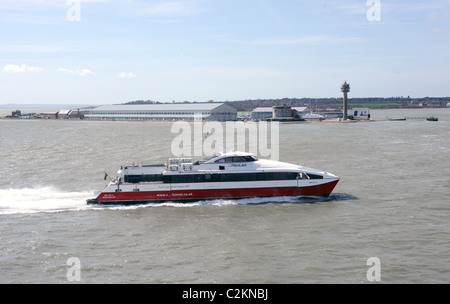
[0,108,449,283]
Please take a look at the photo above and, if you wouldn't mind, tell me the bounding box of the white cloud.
[58,67,94,76]
[118,72,136,79]
[79,68,94,76]
[57,67,76,74]
[3,64,43,73]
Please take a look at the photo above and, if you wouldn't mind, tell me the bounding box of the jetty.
[405,116,439,121]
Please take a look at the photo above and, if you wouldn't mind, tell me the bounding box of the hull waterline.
[87,179,339,205]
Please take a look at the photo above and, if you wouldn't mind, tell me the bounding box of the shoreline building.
[85,103,237,121]
[40,109,84,119]
[251,106,310,120]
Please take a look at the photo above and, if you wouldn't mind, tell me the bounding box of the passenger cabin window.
[125,174,163,183]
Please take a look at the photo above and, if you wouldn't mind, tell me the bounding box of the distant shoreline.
[1,105,448,123]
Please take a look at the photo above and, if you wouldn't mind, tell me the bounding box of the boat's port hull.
[87,180,339,205]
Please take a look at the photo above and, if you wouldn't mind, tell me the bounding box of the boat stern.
[86,197,99,205]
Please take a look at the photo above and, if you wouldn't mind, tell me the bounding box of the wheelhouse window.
[214,155,257,163]
[244,155,258,161]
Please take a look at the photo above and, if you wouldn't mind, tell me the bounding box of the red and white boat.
[87,151,339,205]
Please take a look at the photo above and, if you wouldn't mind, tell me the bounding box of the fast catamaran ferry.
[87,151,339,205]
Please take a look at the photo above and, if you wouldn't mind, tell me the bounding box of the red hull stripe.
[97,180,339,203]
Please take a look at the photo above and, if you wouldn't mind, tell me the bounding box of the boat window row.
[124,172,323,184]
[124,174,164,183]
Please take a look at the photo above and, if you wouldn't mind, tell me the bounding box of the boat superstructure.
[87,151,339,205]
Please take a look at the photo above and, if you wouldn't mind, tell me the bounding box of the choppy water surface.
[0,108,449,283]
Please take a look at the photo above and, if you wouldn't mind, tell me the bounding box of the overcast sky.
[1,0,449,105]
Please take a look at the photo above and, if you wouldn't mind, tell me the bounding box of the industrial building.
[84,103,237,121]
[41,111,59,119]
[347,108,370,120]
[251,106,310,120]
[40,109,84,119]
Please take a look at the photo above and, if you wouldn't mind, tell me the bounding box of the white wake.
[0,187,93,215]
[0,187,337,215]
